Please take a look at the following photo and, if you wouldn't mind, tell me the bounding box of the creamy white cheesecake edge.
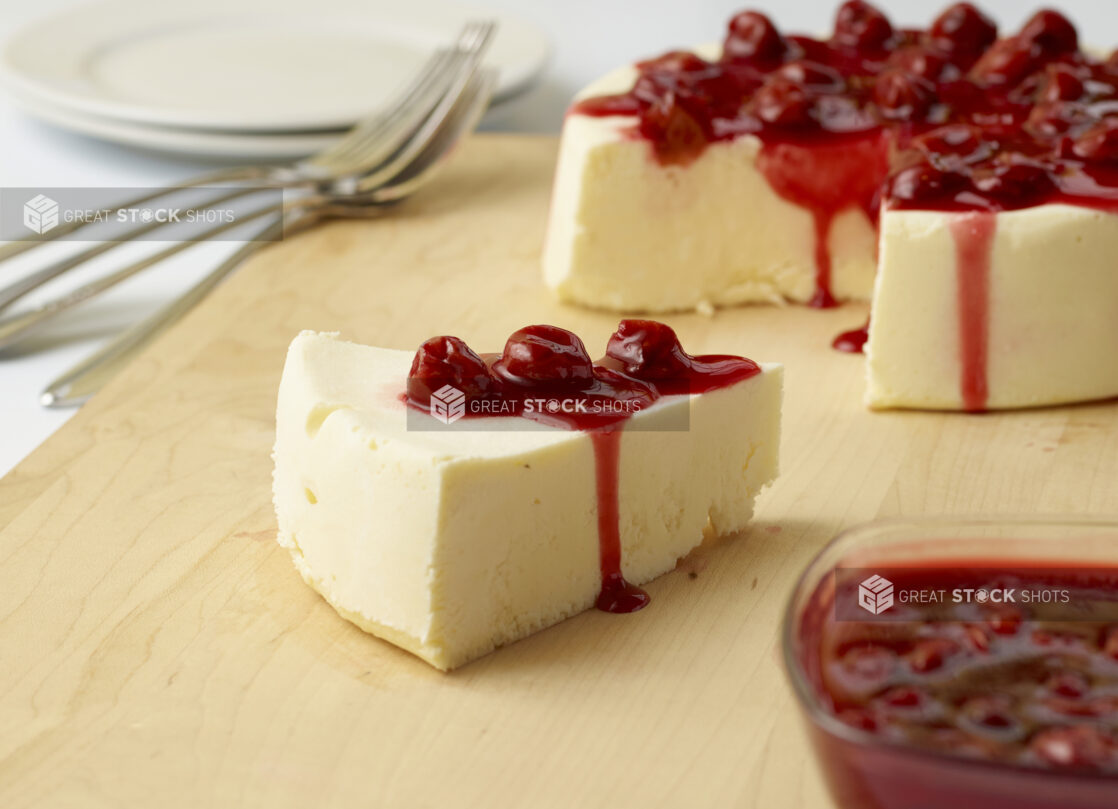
[868,204,1118,410]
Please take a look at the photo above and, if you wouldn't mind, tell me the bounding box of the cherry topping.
[724,11,787,66]
[490,325,594,389]
[1030,726,1114,771]
[1072,118,1118,162]
[833,0,894,52]
[752,78,814,126]
[1019,9,1079,55]
[887,164,967,204]
[929,3,997,64]
[972,161,1055,205]
[407,336,494,404]
[777,60,846,92]
[1040,63,1084,102]
[605,319,691,379]
[970,37,1038,86]
[640,97,707,165]
[1026,101,1088,138]
[874,69,935,117]
[887,46,949,81]
[913,124,992,165]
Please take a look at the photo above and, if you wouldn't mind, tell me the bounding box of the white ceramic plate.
[1,0,549,133]
[7,89,347,160]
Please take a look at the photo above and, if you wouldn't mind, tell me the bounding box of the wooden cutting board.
[2,134,1116,809]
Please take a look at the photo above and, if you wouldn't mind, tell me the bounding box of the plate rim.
[0,0,550,133]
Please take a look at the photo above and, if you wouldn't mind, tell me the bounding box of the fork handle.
[0,186,263,314]
[0,199,289,351]
[40,216,293,408]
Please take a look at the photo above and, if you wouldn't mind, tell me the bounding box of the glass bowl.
[782,517,1118,809]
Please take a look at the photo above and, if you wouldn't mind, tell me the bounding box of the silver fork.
[41,69,498,407]
[0,21,495,310]
[0,23,495,353]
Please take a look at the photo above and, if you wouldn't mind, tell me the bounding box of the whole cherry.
[752,78,815,126]
[913,124,991,164]
[929,3,997,63]
[640,96,707,166]
[833,0,894,52]
[408,336,495,405]
[777,60,846,91]
[1020,9,1079,55]
[605,319,692,380]
[874,69,935,118]
[887,164,968,203]
[723,11,786,65]
[1072,118,1118,162]
[1040,63,1084,102]
[970,37,1038,86]
[887,45,949,80]
[974,161,1056,205]
[491,325,595,389]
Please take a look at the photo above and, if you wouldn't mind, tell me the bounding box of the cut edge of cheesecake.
[543,43,879,314]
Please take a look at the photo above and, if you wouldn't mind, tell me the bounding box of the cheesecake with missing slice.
[545,3,1118,411]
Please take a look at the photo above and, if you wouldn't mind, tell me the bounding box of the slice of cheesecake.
[273,323,781,670]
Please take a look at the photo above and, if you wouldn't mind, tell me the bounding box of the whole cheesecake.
[273,323,781,669]
[544,2,1118,411]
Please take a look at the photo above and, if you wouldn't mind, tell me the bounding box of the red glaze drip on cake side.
[951,212,996,412]
[405,320,761,613]
[590,429,650,613]
[573,4,1118,313]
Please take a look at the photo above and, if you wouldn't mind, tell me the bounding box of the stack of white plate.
[0,0,550,159]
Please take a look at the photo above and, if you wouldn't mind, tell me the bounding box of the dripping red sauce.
[832,319,870,353]
[796,557,1118,806]
[572,4,1118,312]
[951,212,996,411]
[404,320,761,613]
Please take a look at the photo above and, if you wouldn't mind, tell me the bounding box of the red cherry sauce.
[832,319,870,353]
[951,212,995,411]
[405,320,761,613]
[573,4,1118,402]
[798,558,1118,807]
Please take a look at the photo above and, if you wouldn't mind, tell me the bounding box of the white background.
[0,0,1114,476]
